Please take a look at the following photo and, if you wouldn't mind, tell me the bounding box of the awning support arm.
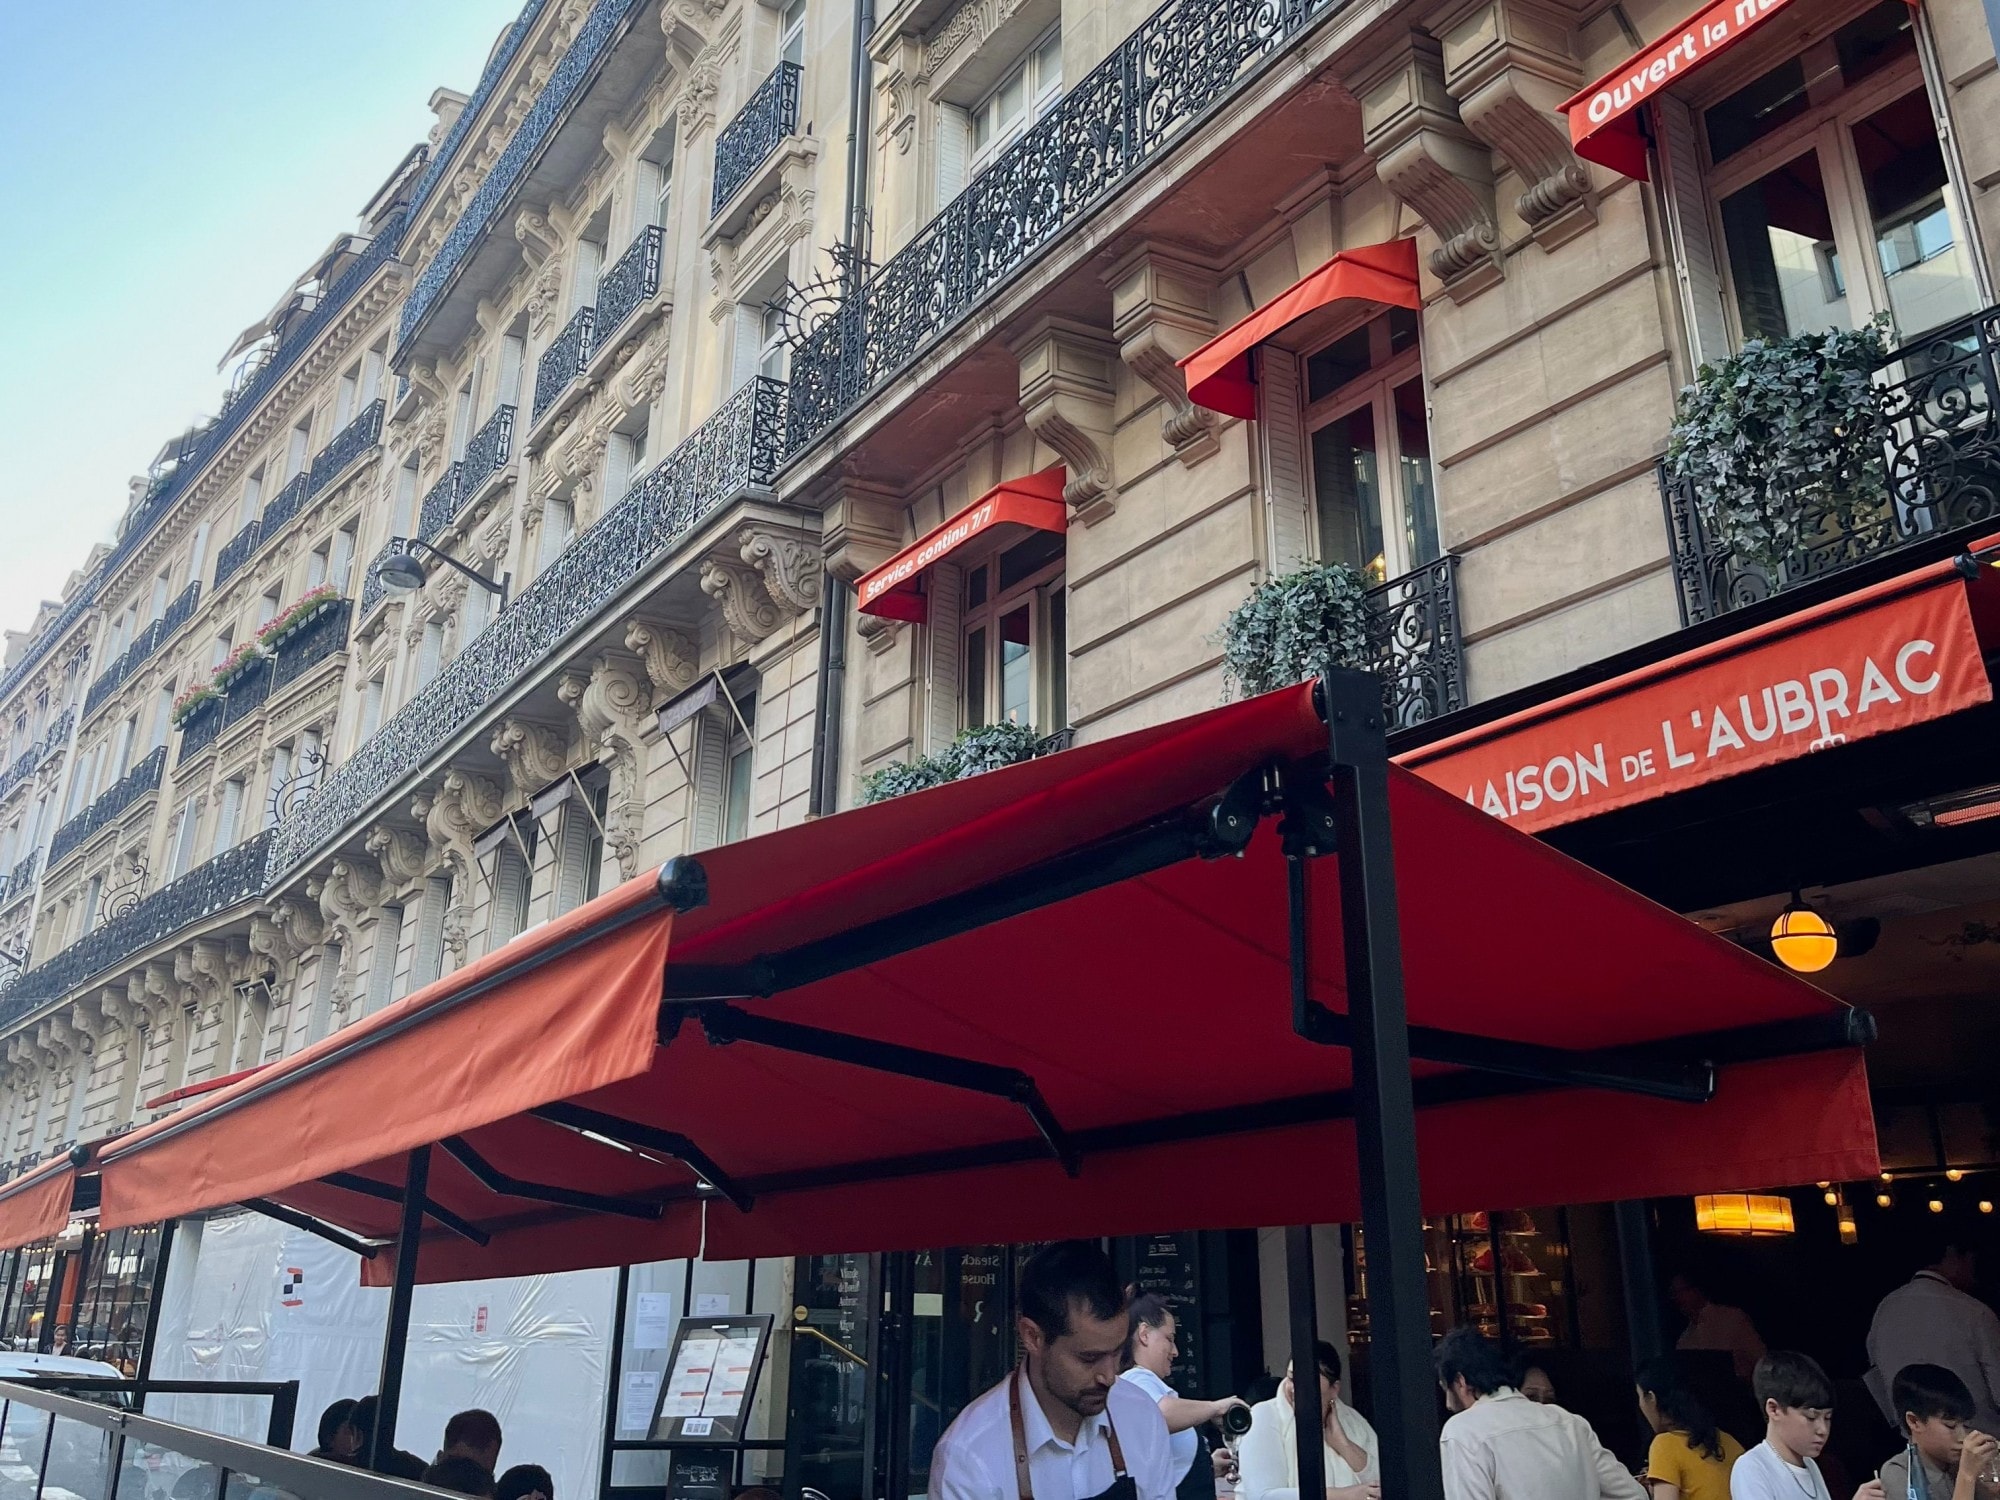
[319,1170,493,1247]
[527,1101,757,1213]
[241,1197,380,1260]
[690,1003,1082,1178]
[370,1144,428,1473]
[436,1134,667,1222]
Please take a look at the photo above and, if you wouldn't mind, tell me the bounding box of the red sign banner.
[1400,568,1993,836]
[856,469,1066,622]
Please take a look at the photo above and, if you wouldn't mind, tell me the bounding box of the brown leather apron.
[1009,1369,1136,1500]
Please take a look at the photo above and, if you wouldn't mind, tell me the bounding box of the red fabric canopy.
[95,684,1877,1283]
[0,1153,80,1254]
[856,468,1067,622]
[1179,241,1421,419]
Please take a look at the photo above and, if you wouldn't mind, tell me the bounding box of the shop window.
[961,531,1065,732]
[1701,2,1980,346]
[1301,307,1438,585]
[969,26,1063,172]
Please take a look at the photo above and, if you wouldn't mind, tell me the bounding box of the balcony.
[785,0,1342,456]
[81,584,200,718]
[259,472,311,539]
[533,306,594,421]
[222,658,275,729]
[712,63,801,217]
[0,852,37,912]
[418,462,464,541]
[306,398,385,498]
[592,227,663,353]
[459,406,516,503]
[1663,306,2000,625]
[0,708,72,804]
[1366,557,1465,729]
[0,829,273,1020]
[268,375,787,883]
[176,695,223,766]
[271,597,353,688]
[47,745,167,867]
[213,520,260,589]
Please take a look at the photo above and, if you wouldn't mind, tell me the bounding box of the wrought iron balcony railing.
[47,745,167,867]
[786,0,1346,456]
[176,696,224,766]
[534,306,595,419]
[460,406,516,498]
[360,538,414,618]
[222,659,275,729]
[213,521,260,590]
[260,472,312,539]
[0,708,71,804]
[418,462,464,541]
[0,852,38,912]
[1365,556,1465,730]
[0,829,274,1020]
[268,376,787,883]
[712,63,802,216]
[81,584,200,719]
[271,598,352,688]
[0,583,97,713]
[593,228,663,350]
[399,0,643,352]
[1663,305,2000,625]
[307,398,385,498]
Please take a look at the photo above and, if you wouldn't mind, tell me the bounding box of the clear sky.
[0,0,525,642]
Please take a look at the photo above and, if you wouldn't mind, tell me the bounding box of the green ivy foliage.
[1218,560,1373,699]
[1666,318,1893,568]
[861,721,1049,804]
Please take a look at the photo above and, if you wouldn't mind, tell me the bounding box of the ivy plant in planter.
[1218,560,1374,700]
[1665,318,1894,570]
[862,721,1051,804]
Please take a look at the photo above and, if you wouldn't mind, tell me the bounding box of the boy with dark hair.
[1732,1351,1885,1500]
[1878,1364,2000,1500]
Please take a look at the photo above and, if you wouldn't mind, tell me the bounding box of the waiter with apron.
[931,1241,1177,1500]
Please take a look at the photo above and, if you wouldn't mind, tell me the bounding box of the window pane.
[1035,29,1063,94]
[1705,56,1810,165]
[1047,585,1066,729]
[998,69,1025,125]
[999,607,1032,726]
[1305,325,1372,404]
[1851,90,1981,340]
[964,626,988,728]
[1836,1,1916,87]
[965,564,988,610]
[1311,407,1386,583]
[997,529,1063,592]
[1393,379,1440,568]
[1387,306,1419,357]
[725,744,754,843]
[1719,148,1849,342]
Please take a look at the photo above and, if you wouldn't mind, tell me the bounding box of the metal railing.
[213,522,259,590]
[1664,304,2000,624]
[268,375,786,882]
[81,587,201,719]
[1366,556,1464,729]
[0,1379,437,1500]
[0,831,273,1018]
[272,599,353,688]
[5,1378,297,1451]
[534,305,594,418]
[785,0,1348,455]
[0,853,38,912]
[592,226,663,349]
[307,398,385,498]
[417,462,463,541]
[459,406,515,498]
[0,708,72,805]
[175,697,224,766]
[0,586,96,718]
[712,62,802,214]
[259,472,312,540]
[221,660,274,729]
[46,747,166,867]
[360,539,414,619]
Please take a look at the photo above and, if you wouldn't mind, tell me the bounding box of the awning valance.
[97,681,1877,1285]
[0,1145,91,1253]
[1399,550,2000,835]
[856,468,1067,621]
[1179,240,1421,419]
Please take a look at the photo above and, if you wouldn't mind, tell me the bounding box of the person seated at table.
[424,1455,498,1497]
[309,1398,362,1462]
[439,1409,504,1476]
[350,1395,428,1481]
[496,1464,553,1500]
[1235,1342,1379,1500]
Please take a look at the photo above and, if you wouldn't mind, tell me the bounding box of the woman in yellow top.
[1636,1356,1744,1500]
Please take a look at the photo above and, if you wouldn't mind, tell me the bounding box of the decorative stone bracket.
[701,557,786,646]
[1108,248,1221,466]
[491,717,573,802]
[1011,317,1119,526]
[626,619,701,701]
[822,483,910,656]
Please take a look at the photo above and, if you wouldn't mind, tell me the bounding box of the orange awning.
[146,1063,268,1111]
[0,1147,89,1253]
[1178,240,1421,420]
[856,468,1067,622]
[1399,552,2000,835]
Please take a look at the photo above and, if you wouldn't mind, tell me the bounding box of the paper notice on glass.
[699,1330,761,1418]
[620,1370,663,1433]
[693,1292,730,1316]
[660,1329,721,1418]
[634,1292,674,1349]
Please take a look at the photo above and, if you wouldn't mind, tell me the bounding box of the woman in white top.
[1235,1343,1380,1500]
[1118,1294,1248,1487]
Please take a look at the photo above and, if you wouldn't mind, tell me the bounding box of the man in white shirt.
[1671,1272,1768,1383]
[931,1241,1175,1500]
[1434,1328,1644,1500]
[1866,1234,2000,1434]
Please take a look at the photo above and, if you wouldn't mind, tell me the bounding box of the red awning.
[146,1064,269,1111]
[0,1147,90,1253]
[856,469,1067,622]
[96,684,1876,1283]
[1399,552,2000,836]
[1179,241,1421,420]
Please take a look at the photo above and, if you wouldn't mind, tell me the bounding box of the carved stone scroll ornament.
[625,620,700,699]
[1108,248,1221,465]
[737,527,823,615]
[700,558,784,645]
[491,718,572,801]
[1010,318,1119,526]
[557,655,650,747]
[365,823,430,890]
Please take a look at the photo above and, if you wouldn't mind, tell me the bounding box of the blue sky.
[0,0,524,641]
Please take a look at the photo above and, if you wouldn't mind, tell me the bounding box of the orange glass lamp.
[1695,1193,1796,1236]
[1771,896,1838,973]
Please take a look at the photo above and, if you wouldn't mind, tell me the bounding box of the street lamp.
[378,540,509,605]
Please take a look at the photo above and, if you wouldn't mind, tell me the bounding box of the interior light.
[1838,1204,1858,1245]
[1877,1192,1894,1209]
[1771,896,1838,973]
[1948,1169,1965,1182]
[1930,1199,1946,1214]
[1823,1188,1839,1206]
[1695,1193,1795,1236]
[1983,1202,1995,1215]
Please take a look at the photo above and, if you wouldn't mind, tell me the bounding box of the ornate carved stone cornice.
[737,527,823,615]
[624,620,700,700]
[364,823,430,889]
[490,717,572,800]
[700,558,784,645]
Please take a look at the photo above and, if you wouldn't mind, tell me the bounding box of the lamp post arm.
[413,541,508,601]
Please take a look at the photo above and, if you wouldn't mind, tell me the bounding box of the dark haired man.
[1434,1327,1643,1500]
[929,1241,1173,1500]
[1867,1229,2000,1435]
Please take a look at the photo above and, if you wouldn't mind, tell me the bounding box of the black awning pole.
[1615,1201,1666,1365]
[1321,669,1443,1499]
[1284,1227,1327,1500]
[370,1144,430,1472]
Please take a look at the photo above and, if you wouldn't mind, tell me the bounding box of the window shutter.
[1259,349,1312,572]
[555,801,595,914]
[1655,96,1731,369]
[367,906,404,1011]
[410,876,450,990]
[732,305,765,389]
[924,560,963,753]
[935,104,971,210]
[491,845,529,947]
[690,705,731,851]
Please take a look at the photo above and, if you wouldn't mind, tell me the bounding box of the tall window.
[393,459,419,536]
[239,470,264,529]
[151,684,174,750]
[1303,306,1438,585]
[1704,2,1980,345]
[636,139,674,236]
[284,419,312,480]
[79,874,103,935]
[167,798,200,877]
[723,696,758,844]
[417,619,446,685]
[332,523,357,593]
[970,26,1062,172]
[361,673,386,740]
[962,532,1066,731]
[780,0,806,66]
[758,304,787,383]
[213,778,245,854]
[187,522,211,586]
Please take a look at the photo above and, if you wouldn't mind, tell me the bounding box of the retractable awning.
[95,678,1877,1285]
[0,1144,95,1253]
[1179,240,1421,419]
[855,468,1067,622]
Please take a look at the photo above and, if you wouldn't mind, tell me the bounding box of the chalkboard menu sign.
[1133,1233,1202,1393]
[667,1446,734,1500]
